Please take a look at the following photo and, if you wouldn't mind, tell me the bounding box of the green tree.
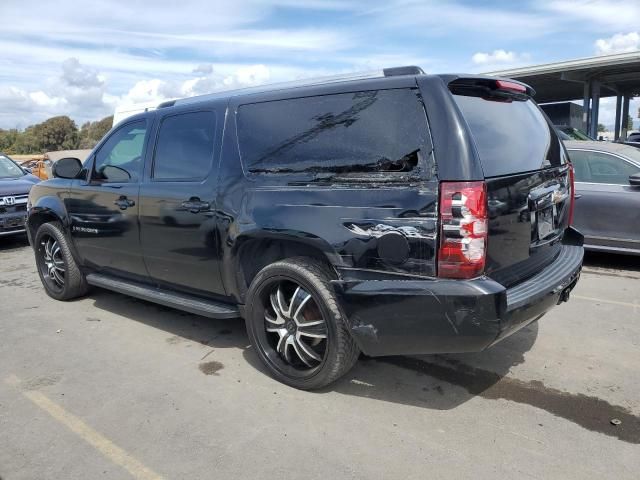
[627,114,634,131]
[0,129,19,152]
[78,115,113,149]
[597,123,606,132]
[9,126,40,154]
[34,116,79,152]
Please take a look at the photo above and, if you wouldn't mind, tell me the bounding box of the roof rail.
[383,66,425,76]
[157,100,176,109]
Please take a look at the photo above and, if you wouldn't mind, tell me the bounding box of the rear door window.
[452,93,564,177]
[237,89,431,178]
[569,150,640,184]
[152,111,216,181]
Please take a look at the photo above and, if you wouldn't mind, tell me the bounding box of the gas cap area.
[377,231,410,265]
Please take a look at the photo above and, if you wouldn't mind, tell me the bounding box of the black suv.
[27,67,583,389]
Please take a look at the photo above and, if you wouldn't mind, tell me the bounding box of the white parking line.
[573,295,639,311]
[4,375,164,480]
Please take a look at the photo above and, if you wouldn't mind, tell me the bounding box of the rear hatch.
[449,78,572,287]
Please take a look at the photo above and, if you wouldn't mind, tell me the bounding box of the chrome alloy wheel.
[39,235,65,289]
[264,282,328,369]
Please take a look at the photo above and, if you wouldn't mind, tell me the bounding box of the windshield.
[0,155,26,178]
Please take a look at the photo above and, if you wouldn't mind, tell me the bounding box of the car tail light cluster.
[438,181,488,279]
[568,163,576,226]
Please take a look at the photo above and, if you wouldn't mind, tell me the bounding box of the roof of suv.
[166,66,427,108]
[156,67,533,110]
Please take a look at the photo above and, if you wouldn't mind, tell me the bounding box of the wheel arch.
[27,196,70,246]
[228,232,341,303]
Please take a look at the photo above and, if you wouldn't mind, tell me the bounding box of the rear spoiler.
[438,74,536,98]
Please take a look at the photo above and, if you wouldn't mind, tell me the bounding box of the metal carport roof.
[486,52,640,139]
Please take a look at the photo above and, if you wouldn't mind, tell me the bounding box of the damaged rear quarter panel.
[242,181,439,277]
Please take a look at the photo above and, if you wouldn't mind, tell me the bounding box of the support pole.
[588,80,600,139]
[614,95,622,141]
[582,81,591,133]
[621,95,631,141]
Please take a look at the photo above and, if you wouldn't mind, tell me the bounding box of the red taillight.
[495,80,527,94]
[438,181,488,279]
[568,163,576,226]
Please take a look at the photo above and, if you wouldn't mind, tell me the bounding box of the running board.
[86,273,240,319]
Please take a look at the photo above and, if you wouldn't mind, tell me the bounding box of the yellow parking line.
[4,375,164,480]
[573,295,639,310]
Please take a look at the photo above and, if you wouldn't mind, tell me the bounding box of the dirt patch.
[22,374,62,391]
[199,361,224,376]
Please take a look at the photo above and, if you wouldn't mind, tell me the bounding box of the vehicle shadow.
[583,251,640,273]
[241,320,539,410]
[89,285,539,411]
[89,289,250,351]
[324,323,539,410]
[0,234,29,251]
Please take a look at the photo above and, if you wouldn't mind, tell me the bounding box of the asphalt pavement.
[1,235,638,479]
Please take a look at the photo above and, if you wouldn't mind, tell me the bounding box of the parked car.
[627,132,640,142]
[617,140,640,150]
[27,68,583,389]
[0,153,40,237]
[40,150,92,180]
[18,157,51,180]
[565,141,640,255]
[555,125,595,141]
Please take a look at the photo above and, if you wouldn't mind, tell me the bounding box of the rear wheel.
[245,257,359,390]
[34,222,88,301]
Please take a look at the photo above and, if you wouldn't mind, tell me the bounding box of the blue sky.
[0,0,638,129]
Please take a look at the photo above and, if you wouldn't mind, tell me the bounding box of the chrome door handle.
[181,198,210,213]
[114,196,135,210]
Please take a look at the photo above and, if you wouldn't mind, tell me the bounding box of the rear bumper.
[333,239,583,357]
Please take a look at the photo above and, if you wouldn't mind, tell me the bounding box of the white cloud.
[542,1,640,32]
[3,0,640,130]
[60,58,104,89]
[367,1,555,39]
[119,64,273,106]
[0,58,117,128]
[472,50,530,65]
[594,32,640,55]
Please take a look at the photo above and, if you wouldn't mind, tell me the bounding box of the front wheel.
[245,257,360,390]
[34,222,89,301]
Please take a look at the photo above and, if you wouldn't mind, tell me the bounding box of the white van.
[112,100,173,126]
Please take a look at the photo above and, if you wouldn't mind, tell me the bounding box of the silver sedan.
[565,141,640,255]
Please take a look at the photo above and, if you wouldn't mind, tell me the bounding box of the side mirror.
[629,173,640,187]
[52,157,83,179]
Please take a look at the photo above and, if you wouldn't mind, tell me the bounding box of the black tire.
[34,222,89,301]
[245,257,360,390]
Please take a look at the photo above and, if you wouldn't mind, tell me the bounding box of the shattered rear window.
[237,88,431,178]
